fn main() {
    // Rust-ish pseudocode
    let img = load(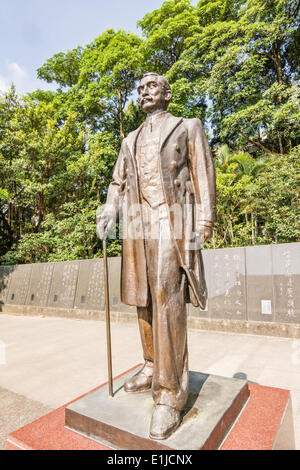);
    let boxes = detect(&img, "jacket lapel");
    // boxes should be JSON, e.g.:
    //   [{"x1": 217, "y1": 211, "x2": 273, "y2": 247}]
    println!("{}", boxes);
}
[
  {"x1": 126, "y1": 113, "x2": 183, "y2": 157},
  {"x1": 126, "y1": 124, "x2": 143, "y2": 159},
  {"x1": 125, "y1": 113, "x2": 183, "y2": 179},
  {"x1": 159, "y1": 113, "x2": 183, "y2": 151}
]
